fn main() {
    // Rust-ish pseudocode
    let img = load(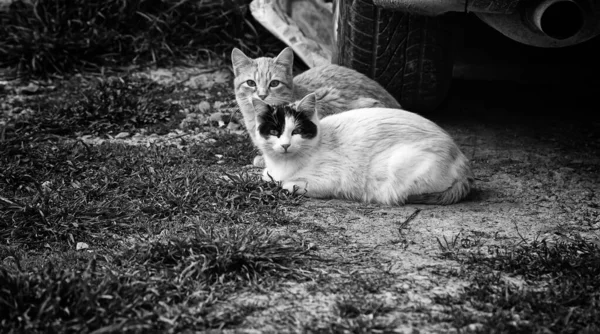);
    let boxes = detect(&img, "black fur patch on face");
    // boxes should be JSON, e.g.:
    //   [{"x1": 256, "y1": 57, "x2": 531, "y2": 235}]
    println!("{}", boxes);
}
[
  {"x1": 257, "y1": 104, "x2": 317, "y2": 139},
  {"x1": 256, "y1": 104, "x2": 285, "y2": 138}
]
